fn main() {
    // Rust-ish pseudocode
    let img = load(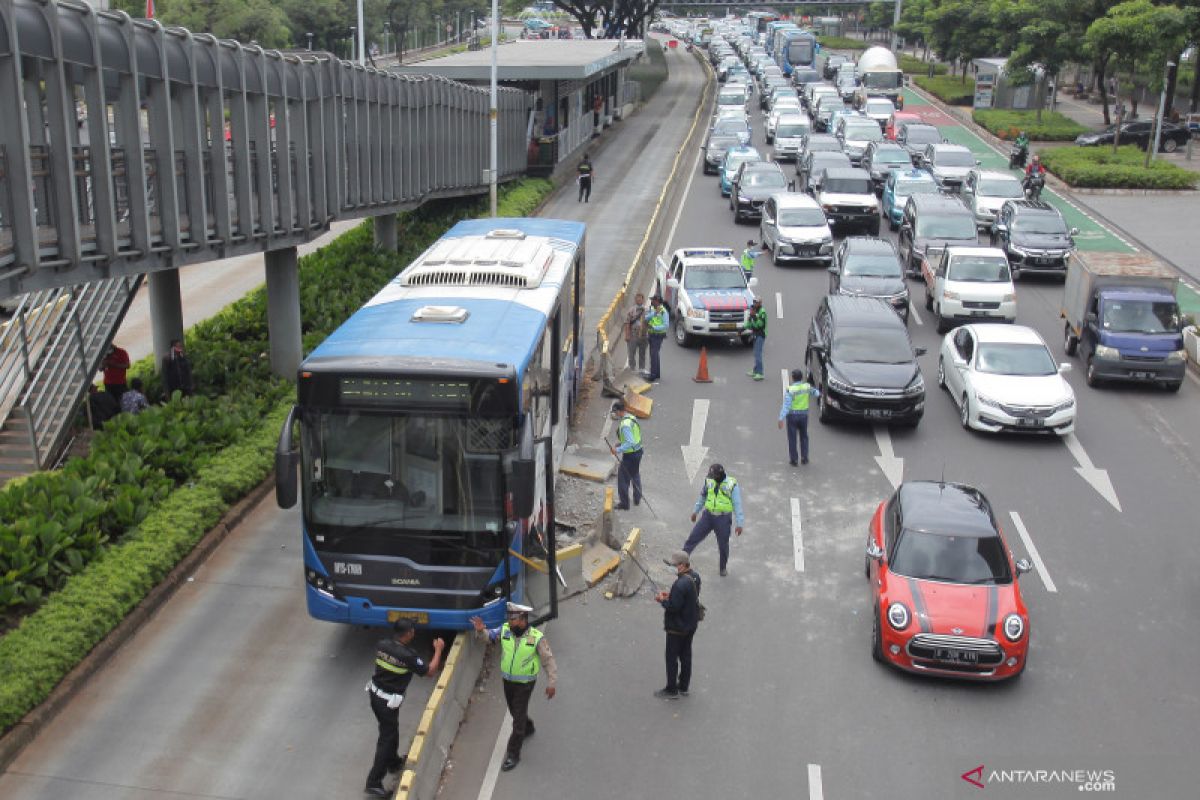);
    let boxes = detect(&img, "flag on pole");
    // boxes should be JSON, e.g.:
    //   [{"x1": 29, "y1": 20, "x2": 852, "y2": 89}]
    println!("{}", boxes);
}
[{"x1": 145, "y1": 0, "x2": 155, "y2": 19}]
